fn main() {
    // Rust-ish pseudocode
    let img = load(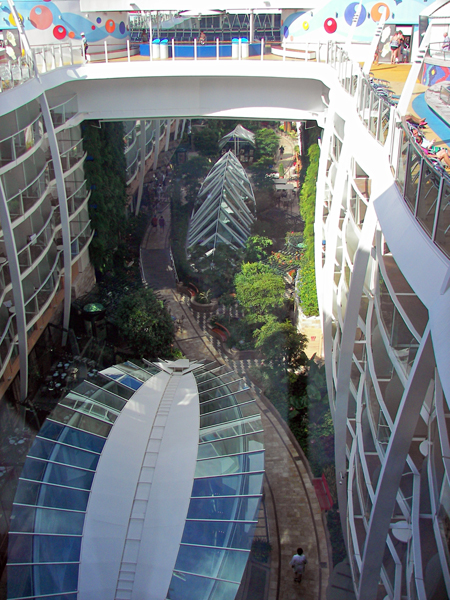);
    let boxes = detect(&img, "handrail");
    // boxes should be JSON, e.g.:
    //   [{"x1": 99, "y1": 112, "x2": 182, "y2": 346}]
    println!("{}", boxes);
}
[
  {"x1": 17, "y1": 207, "x2": 54, "y2": 260},
  {"x1": 24, "y1": 248, "x2": 62, "y2": 316},
  {"x1": 0, "y1": 113, "x2": 43, "y2": 164}
]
